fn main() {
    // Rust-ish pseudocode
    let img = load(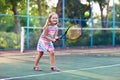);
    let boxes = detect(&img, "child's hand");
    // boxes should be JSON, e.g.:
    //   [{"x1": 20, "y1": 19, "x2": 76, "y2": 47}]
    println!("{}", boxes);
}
[
  {"x1": 52, "y1": 39, "x2": 56, "y2": 42},
  {"x1": 55, "y1": 36, "x2": 62, "y2": 40},
  {"x1": 55, "y1": 36, "x2": 59, "y2": 40},
  {"x1": 55, "y1": 36, "x2": 61, "y2": 41}
]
